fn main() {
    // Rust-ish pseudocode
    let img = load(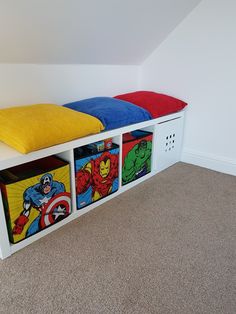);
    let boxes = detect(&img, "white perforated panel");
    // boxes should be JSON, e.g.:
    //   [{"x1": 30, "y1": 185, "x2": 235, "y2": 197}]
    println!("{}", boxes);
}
[{"x1": 155, "y1": 116, "x2": 184, "y2": 172}]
